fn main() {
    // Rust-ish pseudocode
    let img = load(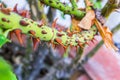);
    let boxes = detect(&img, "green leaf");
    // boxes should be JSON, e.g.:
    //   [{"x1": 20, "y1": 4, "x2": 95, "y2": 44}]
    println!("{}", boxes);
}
[
  {"x1": 94, "y1": 1, "x2": 102, "y2": 9},
  {"x1": 61, "y1": 12, "x2": 65, "y2": 19},
  {"x1": 0, "y1": 57, "x2": 17, "y2": 80},
  {"x1": 0, "y1": 34, "x2": 10, "y2": 47},
  {"x1": 90, "y1": 0, "x2": 102, "y2": 9}
]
